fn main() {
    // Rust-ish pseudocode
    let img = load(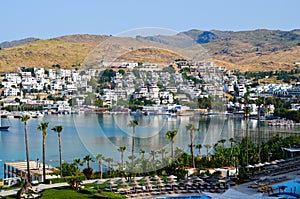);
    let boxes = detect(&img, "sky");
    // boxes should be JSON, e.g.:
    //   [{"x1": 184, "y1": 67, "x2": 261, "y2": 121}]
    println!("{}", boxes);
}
[{"x1": 1, "y1": 0, "x2": 300, "y2": 42}]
